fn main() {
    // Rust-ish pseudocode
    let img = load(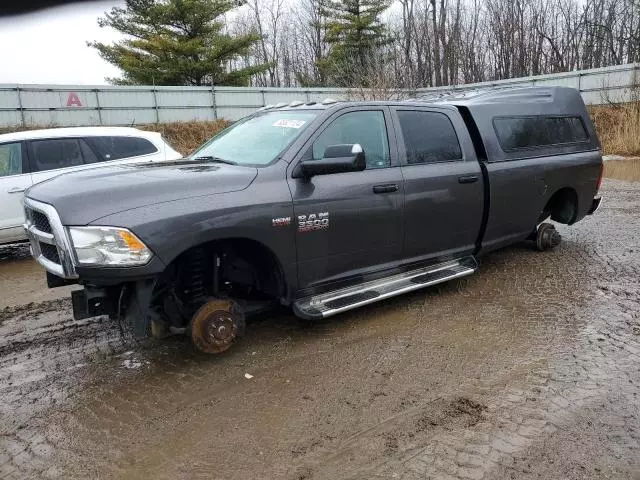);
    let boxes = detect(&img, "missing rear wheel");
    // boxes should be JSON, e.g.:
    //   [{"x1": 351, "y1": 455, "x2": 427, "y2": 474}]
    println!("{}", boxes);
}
[{"x1": 536, "y1": 223, "x2": 561, "y2": 251}]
